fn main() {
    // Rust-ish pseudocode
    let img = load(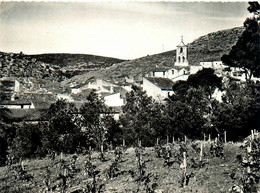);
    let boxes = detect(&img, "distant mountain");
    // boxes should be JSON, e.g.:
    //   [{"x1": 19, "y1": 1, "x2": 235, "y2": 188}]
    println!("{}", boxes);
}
[
  {"x1": 62, "y1": 26, "x2": 244, "y2": 86},
  {"x1": 29, "y1": 53, "x2": 126, "y2": 79}
]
